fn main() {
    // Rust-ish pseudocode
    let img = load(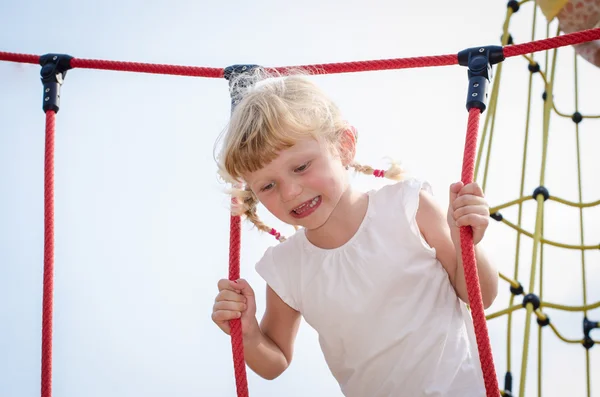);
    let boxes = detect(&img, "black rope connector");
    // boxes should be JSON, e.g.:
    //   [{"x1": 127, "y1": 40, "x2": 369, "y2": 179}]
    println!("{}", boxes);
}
[
  {"x1": 533, "y1": 186, "x2": 550, "y2": 201},
  {"x1": 510, "y1": 282, "x2": 524, "y2": 296},
  {"x1": 542, "y1": 91, "x2": 548, "y2": 101},
  {"x1": 522, "y1": 293, "x2": 541, "y2": 310},
  {"x1": 583, "y1": 317, "x2": 598, "y2": 350},
  {"x1": 458, "y1": 45, "x2": 505, "y2": 113},
  {"x1": 500, "y1": 33, "x2": 514, "y2": 45},
  {"x1": 490, "y1": 212, "x2": 503, "y2": 221},
  {"x1": 583, "y1": 337, "x2": 595, "y2": 349},
  {"x1": 504, "y1": 372, "x2": 513, "y2": 397},
  {"x1": 537, "y1": 314, "x2": 550, "y2": 327},
  {"x1": 528, "y1": 62, "x2": 540, "y2": 73},
  {"x1": 572, "y1": 112, "x2": 583, "y2": 124},
  {"x1": 39, "y1": 53, "x2": 73, "y2": 113},
  {"x1": 224, "y1": 64, "x2": 261, "y2": 109},
  {"x1": 507, "y1": 0, "x2": 520, "y2": 12}
]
